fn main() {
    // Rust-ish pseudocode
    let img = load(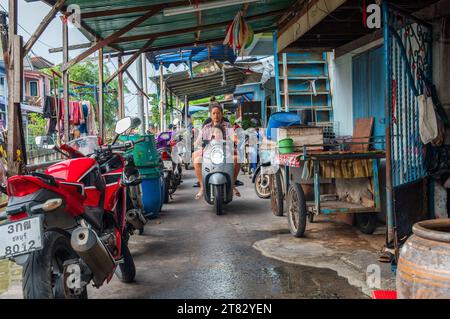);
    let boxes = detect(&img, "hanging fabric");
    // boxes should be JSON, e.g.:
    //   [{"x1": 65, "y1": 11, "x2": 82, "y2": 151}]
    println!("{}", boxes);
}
[
  {"x1": 223, "y1": 11, "x2": 254, "y2": 56},
  {"x1": 418, "y1": 94, "x2": 438, "y2": 144}
]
